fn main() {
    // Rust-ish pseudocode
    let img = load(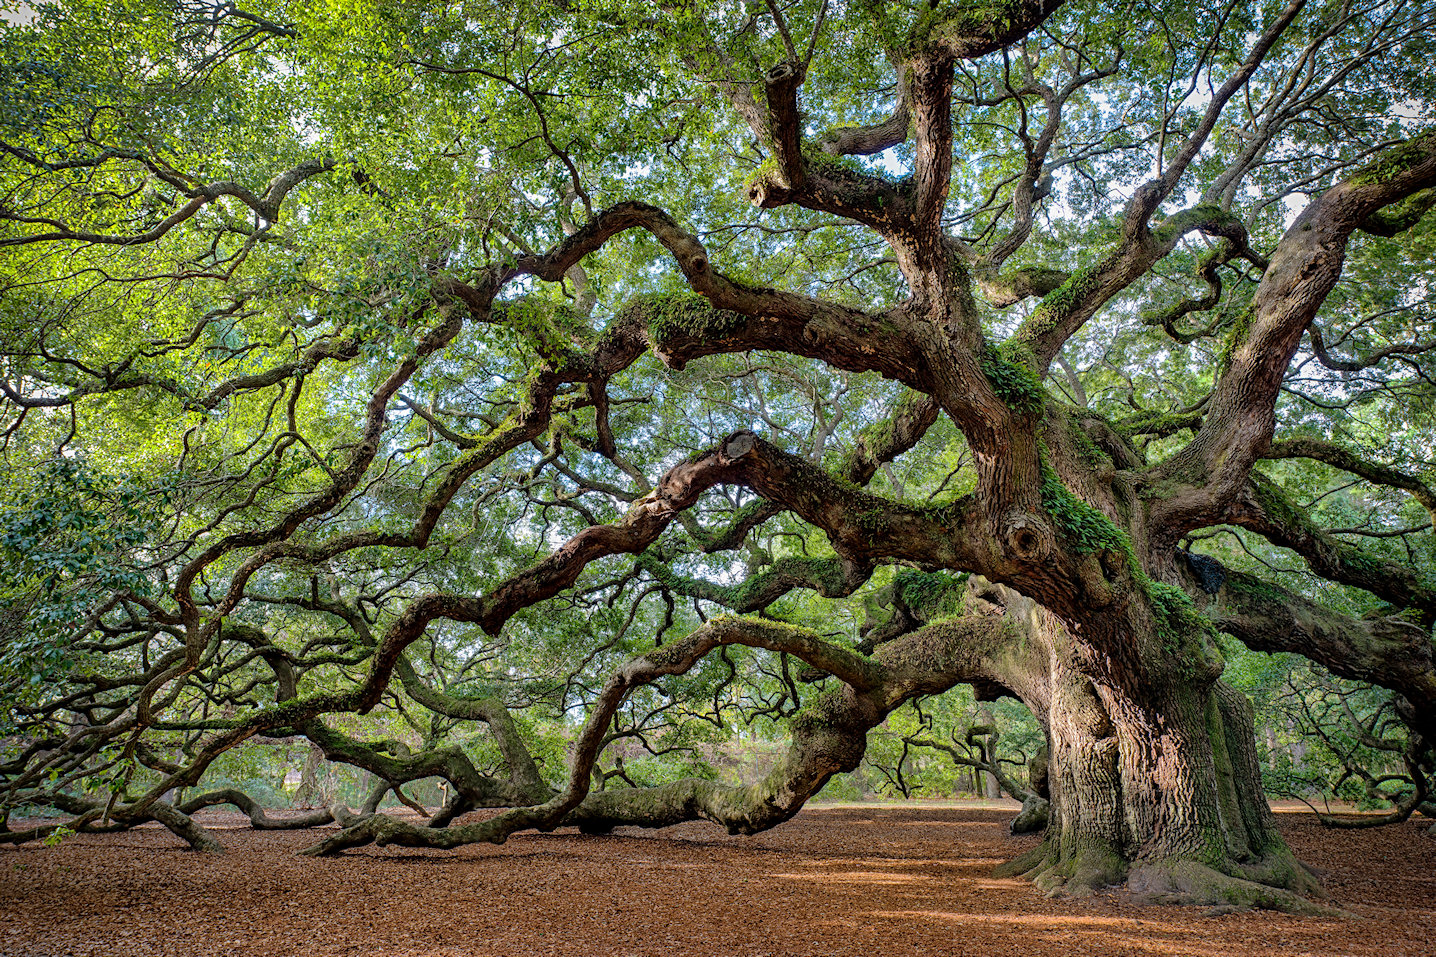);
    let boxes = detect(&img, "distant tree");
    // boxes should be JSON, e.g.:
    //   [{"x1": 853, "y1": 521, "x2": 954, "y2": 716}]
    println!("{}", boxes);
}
[{"x1": 2, "y1": 0, "x2": 1435, "y2": 912}]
